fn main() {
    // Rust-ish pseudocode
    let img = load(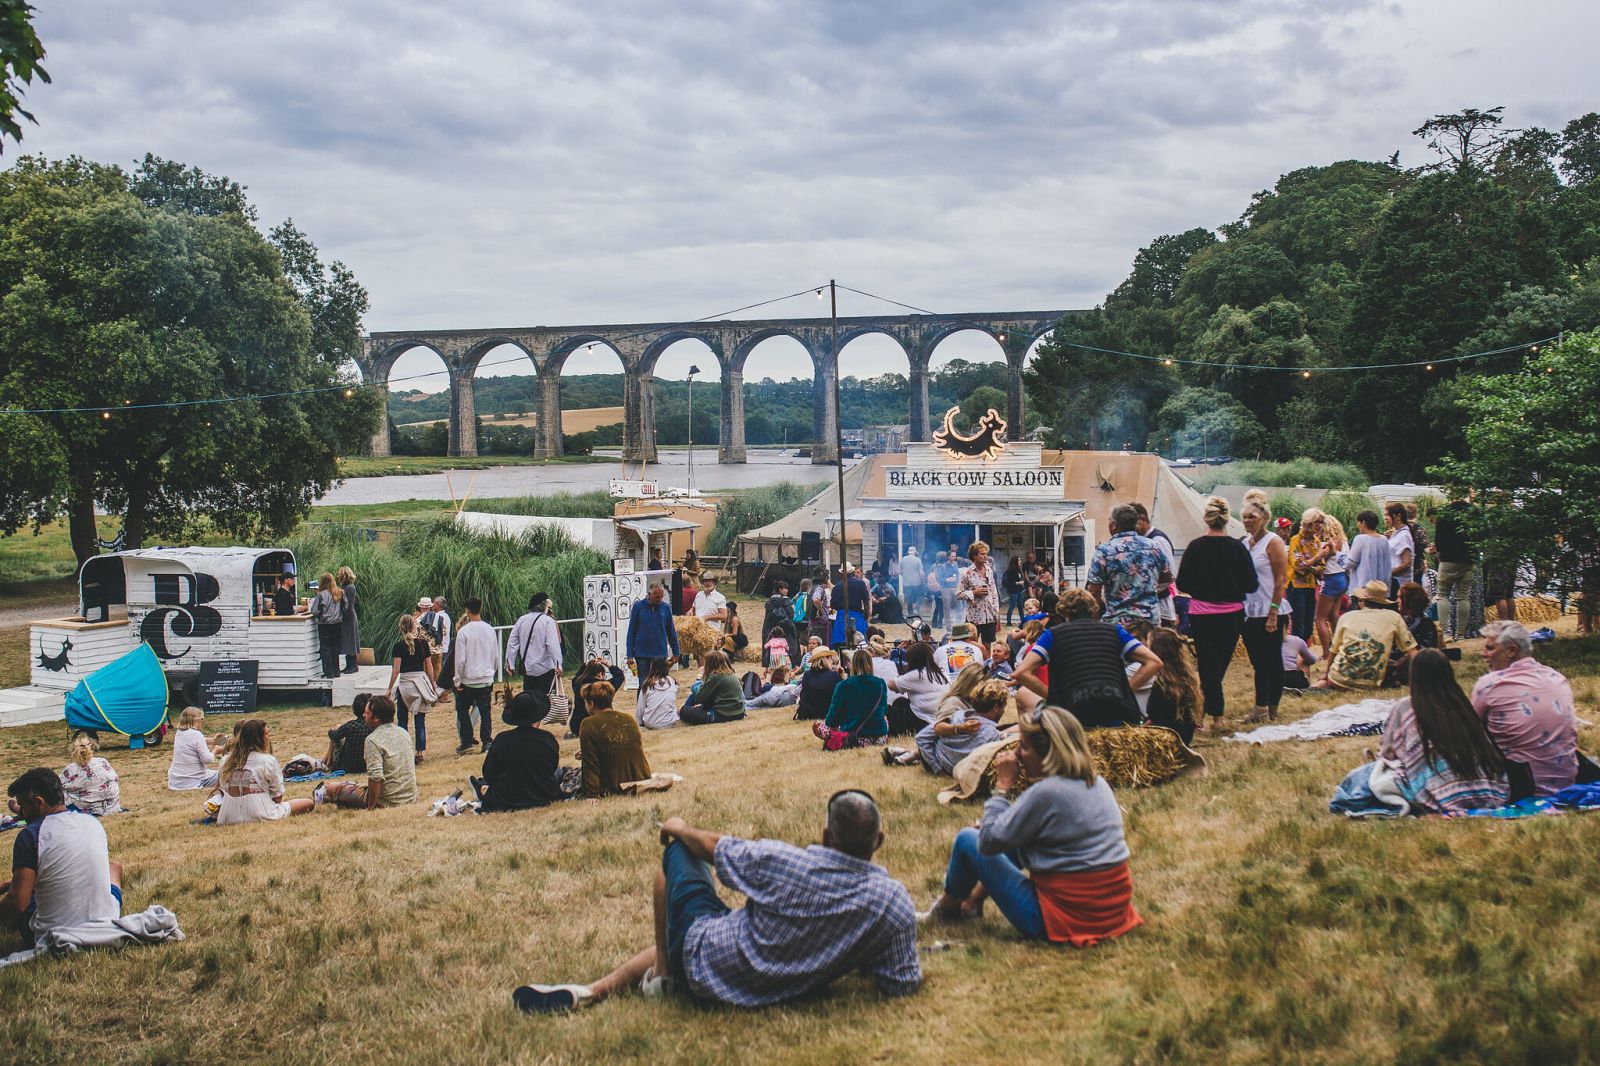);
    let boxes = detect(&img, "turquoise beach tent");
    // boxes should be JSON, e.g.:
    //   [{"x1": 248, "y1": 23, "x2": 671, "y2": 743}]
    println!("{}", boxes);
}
[{"x1": 65, "y1": 642, "x2": 169, "y2": 747}]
